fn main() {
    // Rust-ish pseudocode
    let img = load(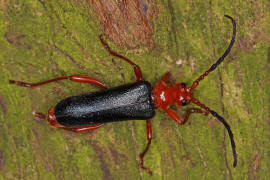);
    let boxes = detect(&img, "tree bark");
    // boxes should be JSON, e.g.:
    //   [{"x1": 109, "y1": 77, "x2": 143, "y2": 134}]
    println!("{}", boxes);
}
[{"x1": 0, "y1": 0, "x2": 269, "y2": 179}]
